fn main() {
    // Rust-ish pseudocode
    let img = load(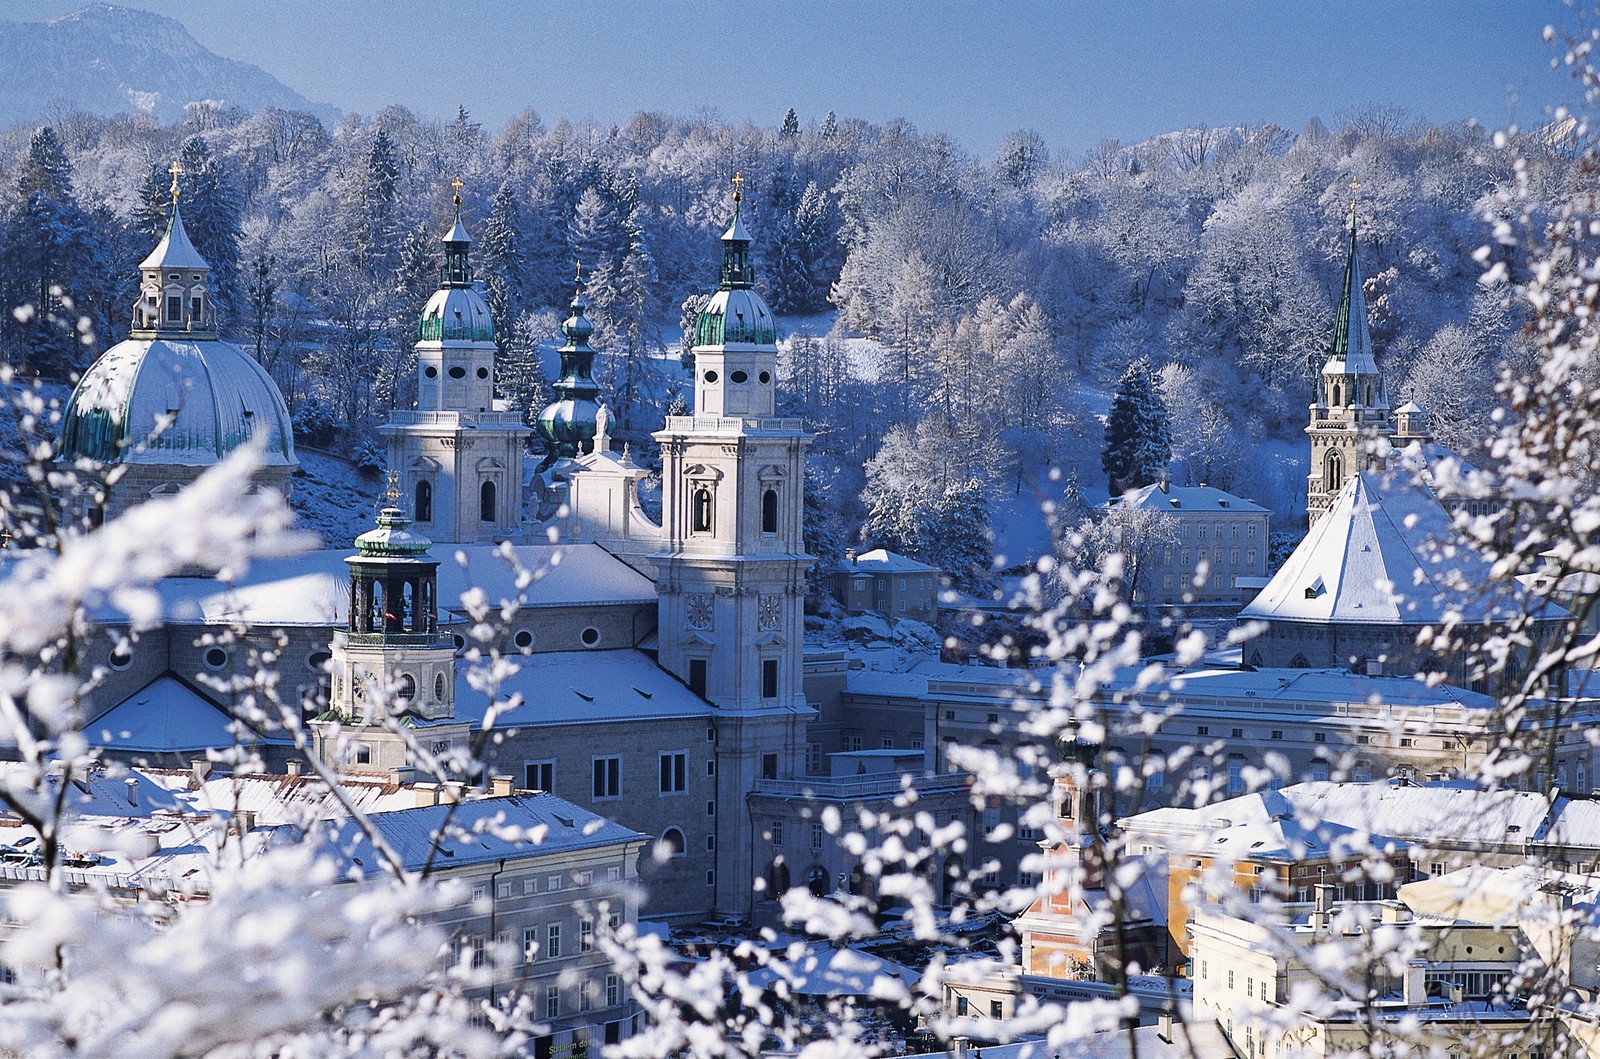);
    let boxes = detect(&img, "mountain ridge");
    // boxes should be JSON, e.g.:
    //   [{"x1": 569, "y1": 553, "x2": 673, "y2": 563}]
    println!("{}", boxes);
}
[{"x1": 0, "y1": 4, "x2": 337, "y2": 129}]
